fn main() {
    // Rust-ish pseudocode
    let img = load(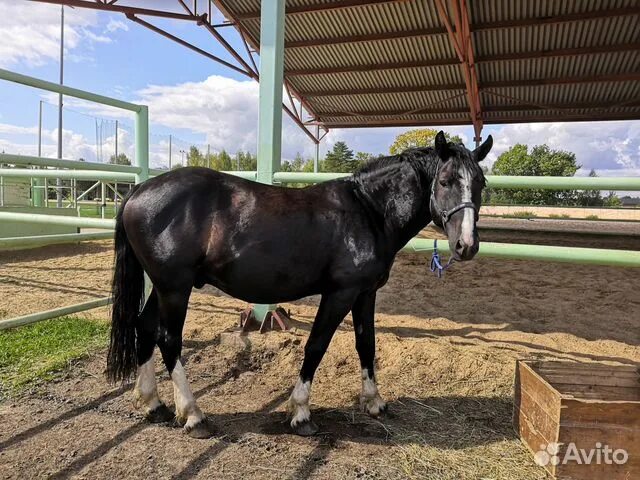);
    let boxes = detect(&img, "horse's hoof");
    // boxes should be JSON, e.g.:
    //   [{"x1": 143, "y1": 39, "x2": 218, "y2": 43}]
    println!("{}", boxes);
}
[
  {"x1": 293, "y1": 420, "x2": 319, "y2": 436},
  {"x1": 361, "y1": 396, "x2": 388, "y2": 418},
  {"x1": 146, "y1": 404, "x2": 175, "y2": 423},
  {"x1": 185, "y1": 418, "x2": 215, "y2": 439}
]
